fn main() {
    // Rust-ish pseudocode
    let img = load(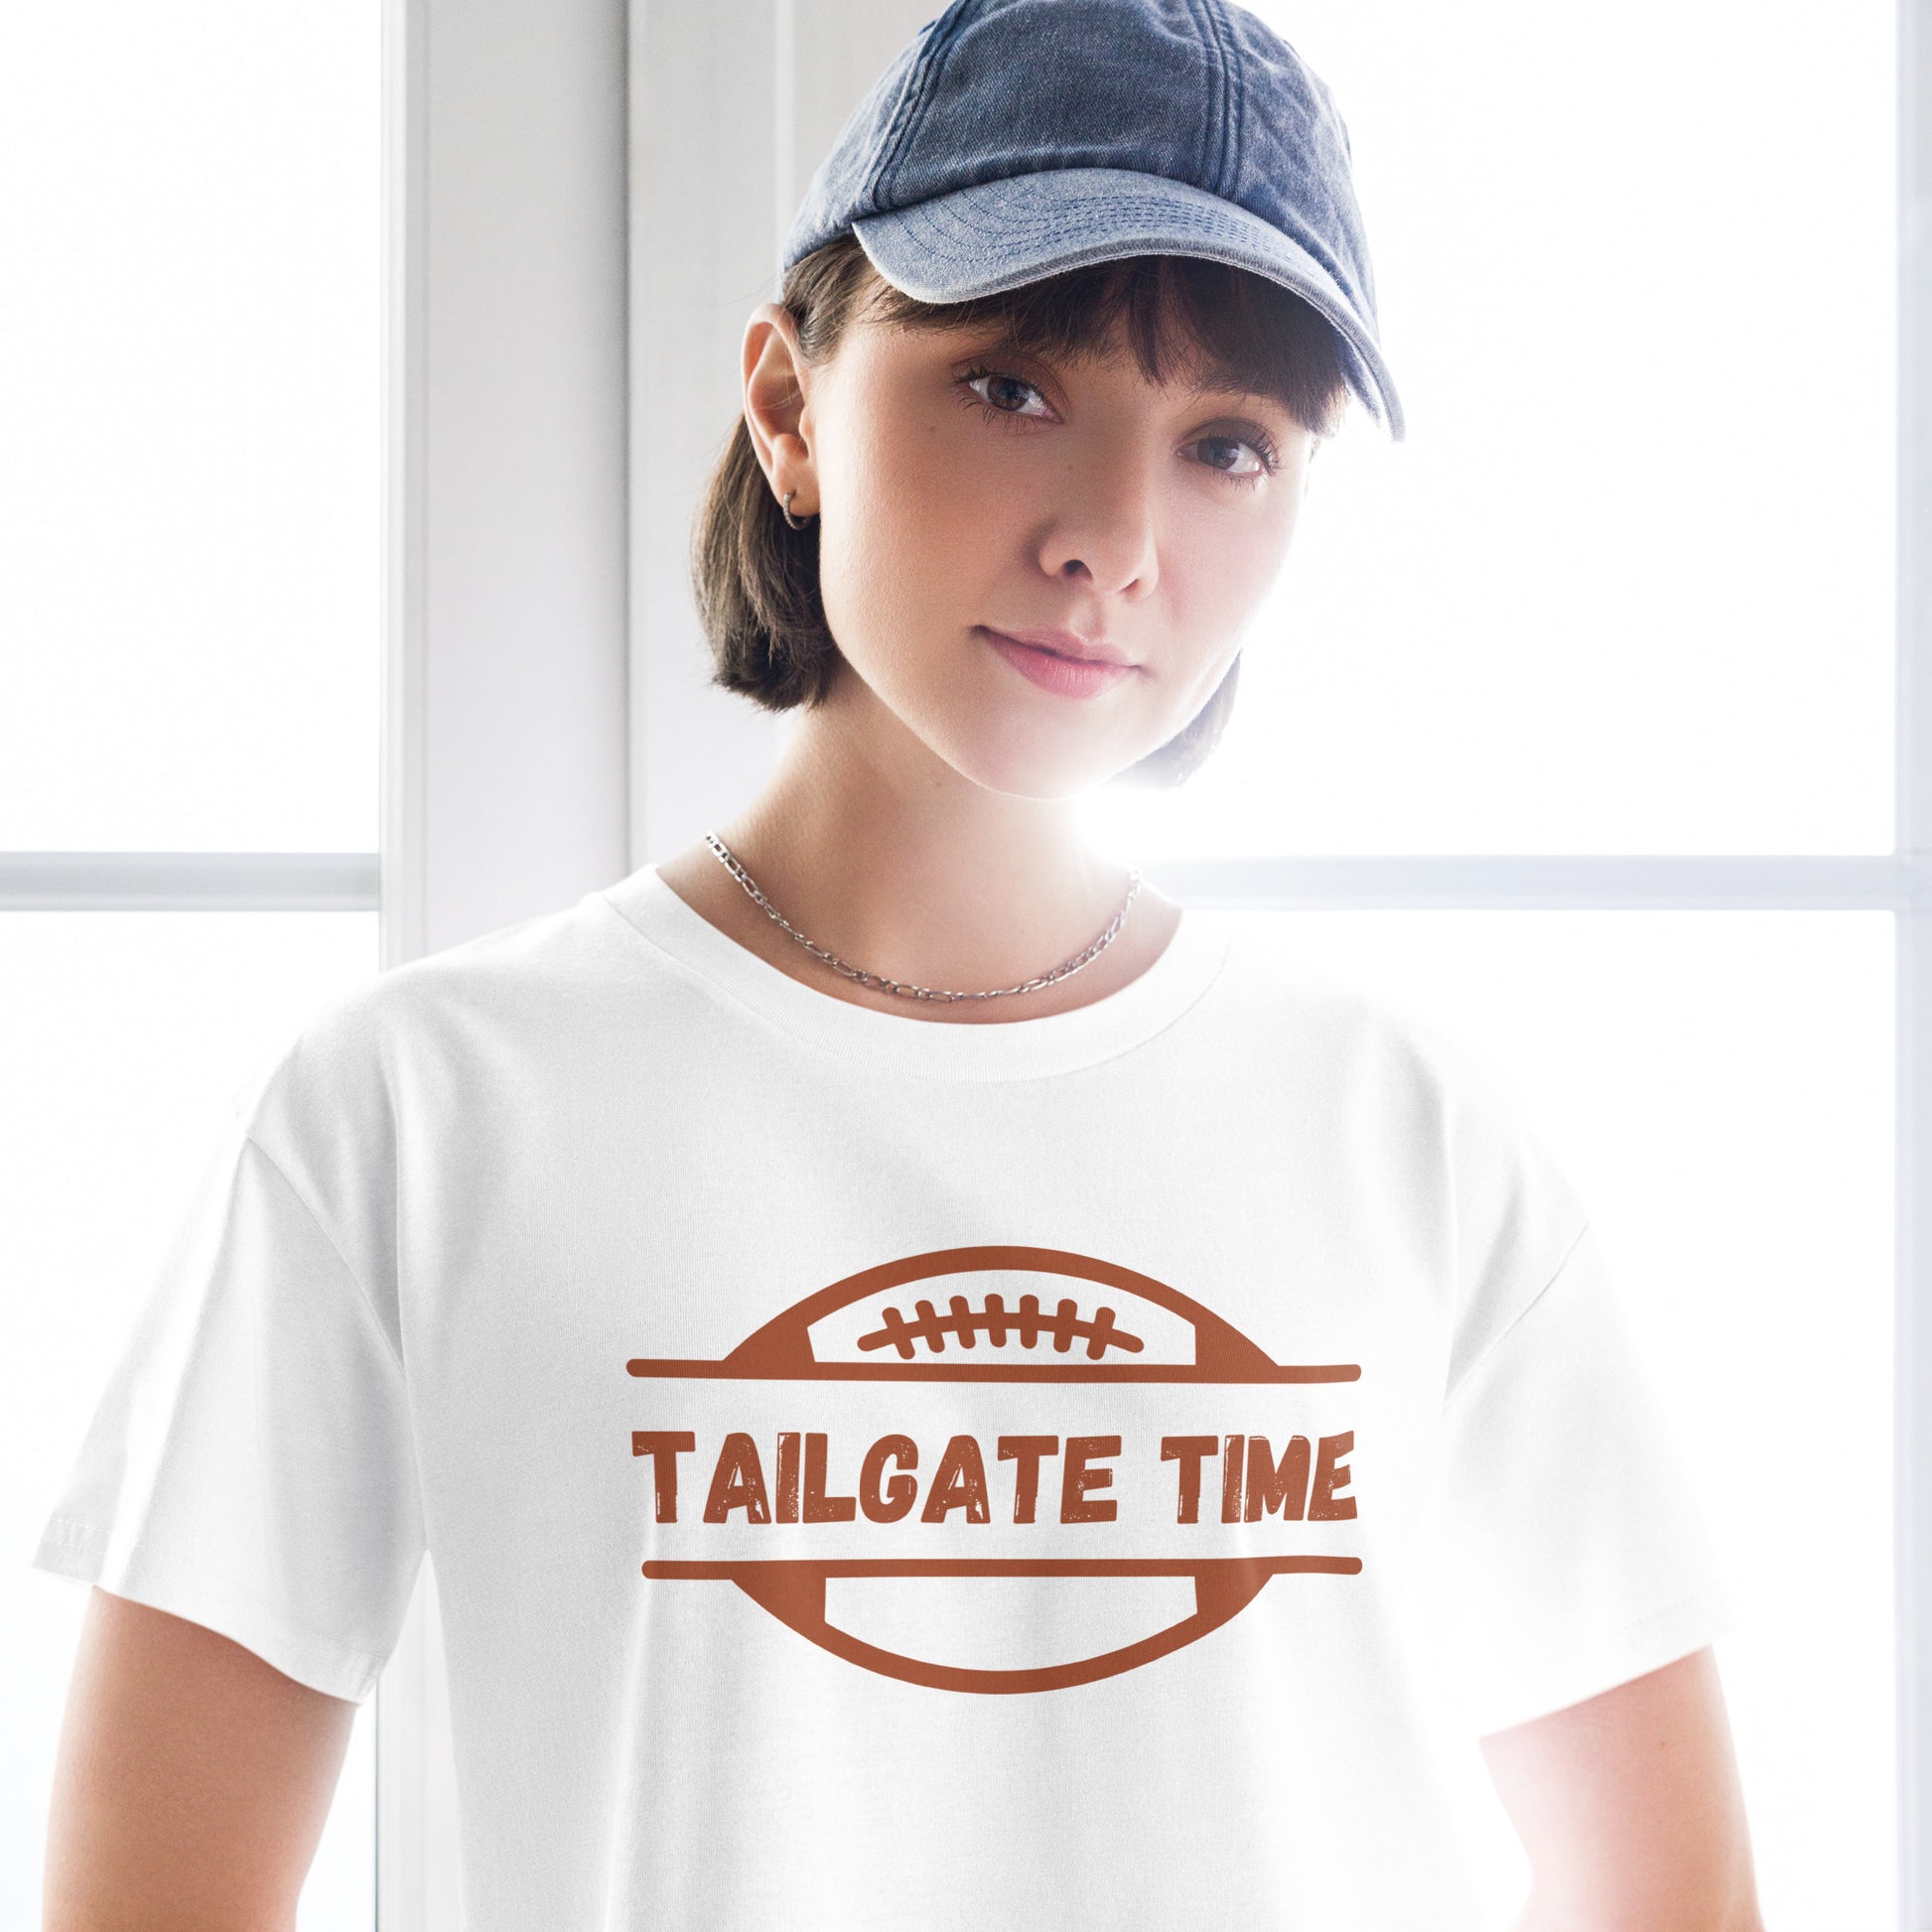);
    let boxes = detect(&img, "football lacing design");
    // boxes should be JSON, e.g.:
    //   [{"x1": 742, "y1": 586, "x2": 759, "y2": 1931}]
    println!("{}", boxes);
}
[{"x1": 857, "y1": 1292, "x2": 1147, "y2": 1360}]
